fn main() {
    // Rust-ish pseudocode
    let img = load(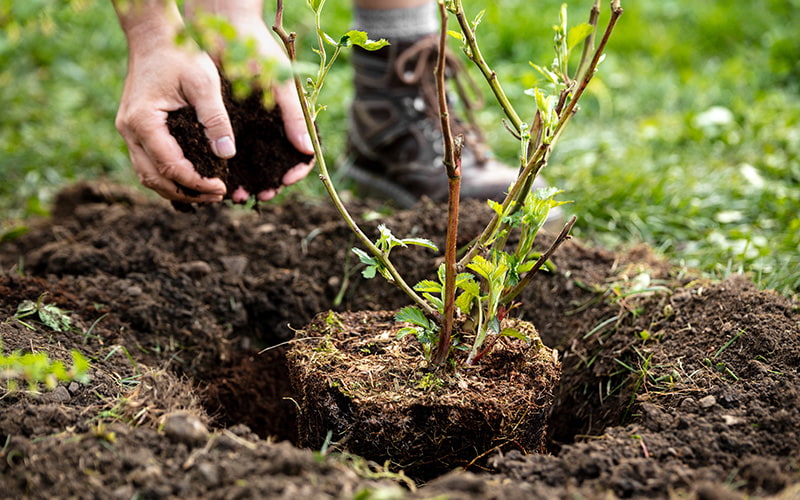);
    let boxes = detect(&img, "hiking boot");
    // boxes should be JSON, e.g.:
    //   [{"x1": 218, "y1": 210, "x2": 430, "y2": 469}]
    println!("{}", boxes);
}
[{"x1": 345, "y1": 35, "x2": 551, "y2": 210}]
